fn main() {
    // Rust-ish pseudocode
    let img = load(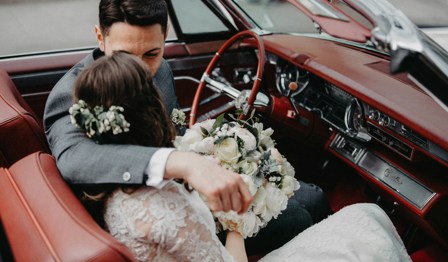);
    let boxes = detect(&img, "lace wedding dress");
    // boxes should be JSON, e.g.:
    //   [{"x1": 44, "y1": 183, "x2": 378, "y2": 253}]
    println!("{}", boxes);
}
[{"x1": 104, "y1": 181, "x2": 411, "y2": 262}]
